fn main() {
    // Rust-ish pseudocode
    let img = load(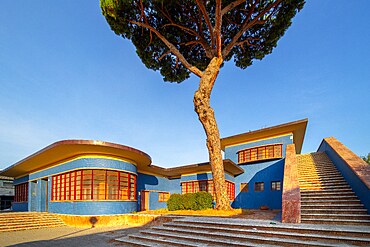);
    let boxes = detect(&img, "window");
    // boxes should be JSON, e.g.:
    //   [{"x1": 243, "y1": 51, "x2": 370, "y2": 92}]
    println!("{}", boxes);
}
[
  {"x1": 14, "y1": 183, "x2": 28, "y2": 202},
  {"x1": 51, "y1": 169, "x2": 136, "y2": 201},
  {"x1": 240, "y1": 183, "x2": 248, "y2": 192},
  {"x1": 237, "y1": 143, "x2": 283, "y2": 164},
  {"x1": 254, "y1": 182, "x2": 264, "y2": 192},
  {"x1": 271, "y1": 181, "x2": 281, "y2": 191},
  {"x1": 181, "y1": 180, "x2": 235, "y2": 201},
  {"x1": 158, "y1": 192, "x2": 170, "y2": 202}
]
